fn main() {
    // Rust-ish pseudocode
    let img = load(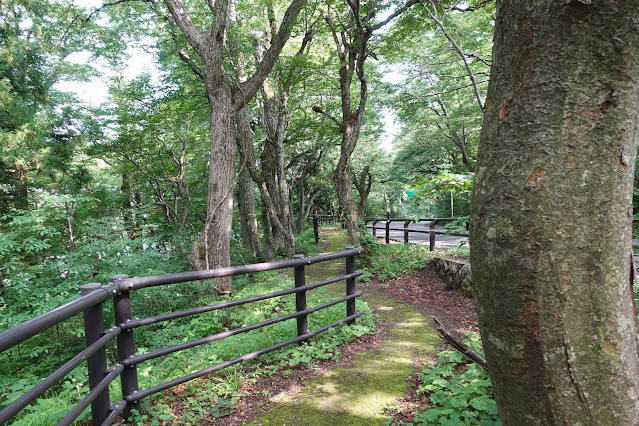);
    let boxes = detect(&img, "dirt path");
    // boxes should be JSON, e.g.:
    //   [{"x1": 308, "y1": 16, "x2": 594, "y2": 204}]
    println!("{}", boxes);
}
[{"x1": 246, "y1": 227, "x2": 440, "y2": 425}]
